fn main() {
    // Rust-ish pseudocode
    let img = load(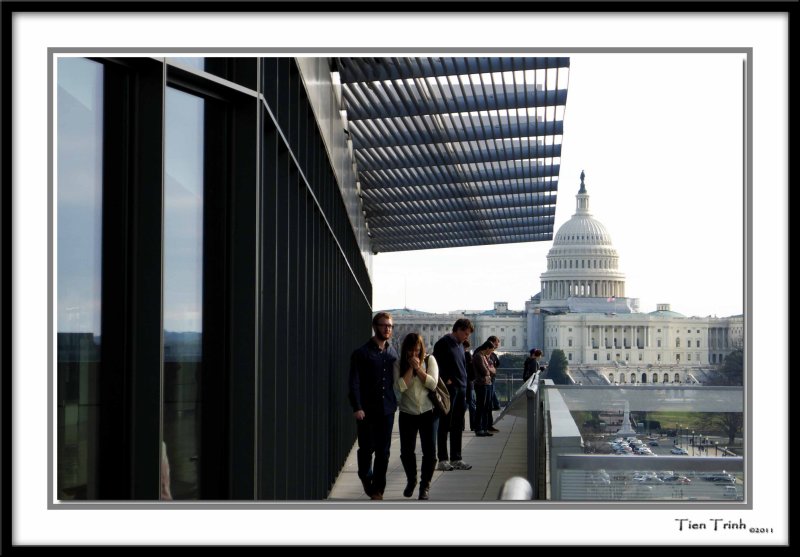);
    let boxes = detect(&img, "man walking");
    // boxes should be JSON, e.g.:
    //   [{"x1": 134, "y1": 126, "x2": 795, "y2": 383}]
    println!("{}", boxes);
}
[
  {"x1": 434, "y1": 318, "x2": 475, "y2": 471},
  {"x1": 348, "y1": 312, "x2": 399, "y2": 500}
]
